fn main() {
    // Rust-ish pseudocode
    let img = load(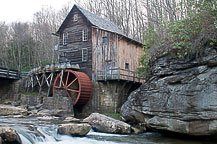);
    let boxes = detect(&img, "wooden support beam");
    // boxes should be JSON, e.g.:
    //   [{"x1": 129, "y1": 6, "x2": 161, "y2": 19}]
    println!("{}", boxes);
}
[
  {"x1": 45, "y1": 73, "x2": 52, "y2": 87},
  {"x1": 59, "y1": 70, "x2": 64, "y2": 88},
  {"x1": 38, "y1": 74, "x2": 45, "y2": 96},
  {"x1": 47, "y1": 73, "x2": 54, "y2": 97},
  {"x1": 36, "y1": 75, "x2": 41, "y2": 87}
]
